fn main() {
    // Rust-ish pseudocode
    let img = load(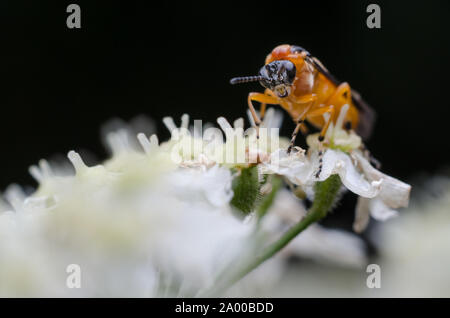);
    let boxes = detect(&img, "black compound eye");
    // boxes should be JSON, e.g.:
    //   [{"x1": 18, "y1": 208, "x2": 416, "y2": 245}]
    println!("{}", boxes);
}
[
  {"x1": 282, "y1": 61, "x2": 296, "y2": 84},
  {"x1": 258, "y1": 65, "x2": 273, "y2": 89},
  {"x1": 258, "y1": 60, "x2": 296, "y2": 89}
]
